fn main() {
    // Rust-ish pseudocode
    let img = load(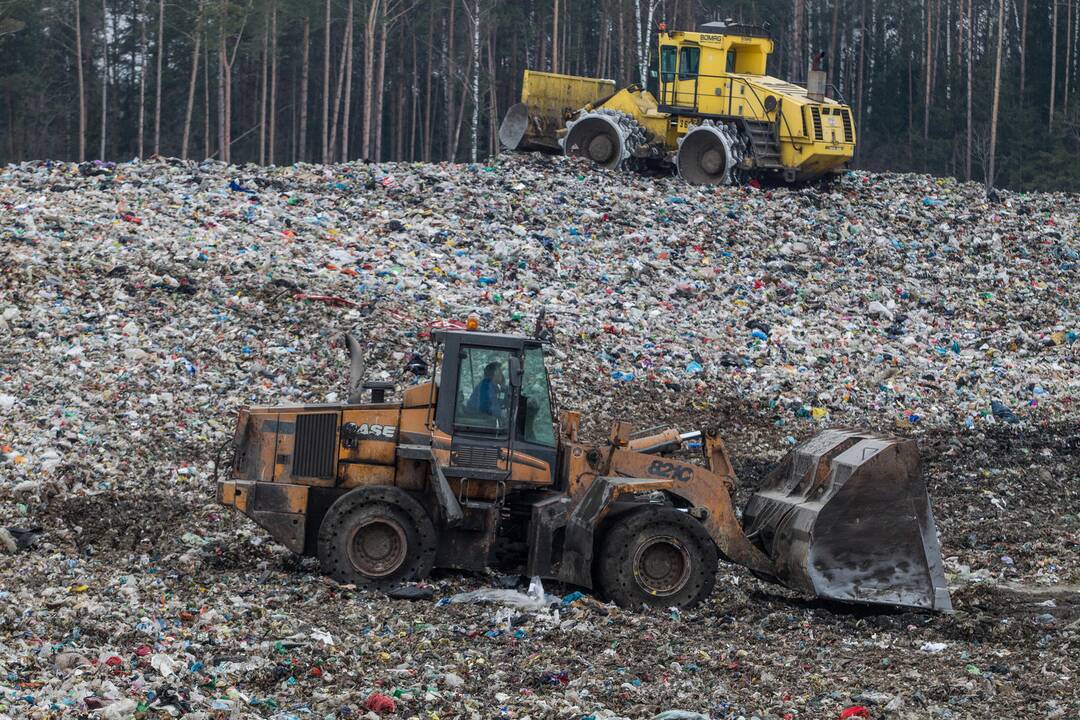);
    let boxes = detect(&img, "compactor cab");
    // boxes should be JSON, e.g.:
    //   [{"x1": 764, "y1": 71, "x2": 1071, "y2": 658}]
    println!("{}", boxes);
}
[{"x1": 219, "y1": 328, "x2": 952, "y2": 612}]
